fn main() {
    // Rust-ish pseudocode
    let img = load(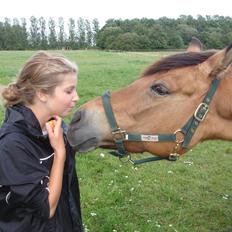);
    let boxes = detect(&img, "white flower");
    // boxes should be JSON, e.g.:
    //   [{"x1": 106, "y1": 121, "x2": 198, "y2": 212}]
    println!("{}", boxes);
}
[
  {"x1": 83, "y1": 223, "x2": 89, "y2": 232},
  {"x1": 168, "y1": 170, "x2": 173, "y2": 174},
  {"x1": 100, "y1": 153, "x2": 105, "y2": 157},
  {"x1": 90, "y1": 212, "x2": 97, "y2": 216},
  {"x1": 109, "y1": 180, "x2": 114, "y2": 186},
  {"x1": 155, "y1": 221, "x2": 161, "y2": 228},
  {"x1": 184, "y1": 161, "x2": 193, "y2": 166}
]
